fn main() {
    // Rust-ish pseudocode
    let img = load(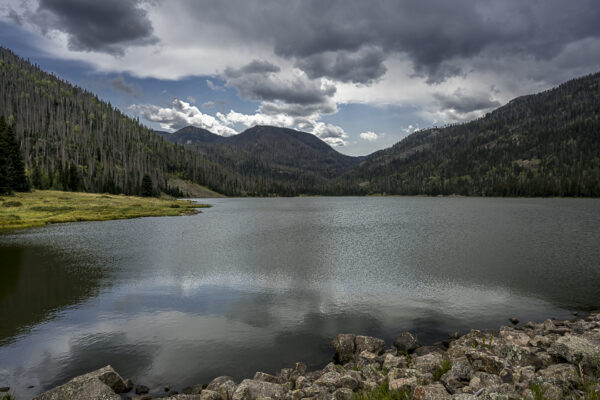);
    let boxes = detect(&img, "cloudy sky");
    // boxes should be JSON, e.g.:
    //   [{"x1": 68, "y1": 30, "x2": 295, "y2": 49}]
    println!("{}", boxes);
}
[{"x1": 1, "y1": 1, "x2": 600, "y2": 155}]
